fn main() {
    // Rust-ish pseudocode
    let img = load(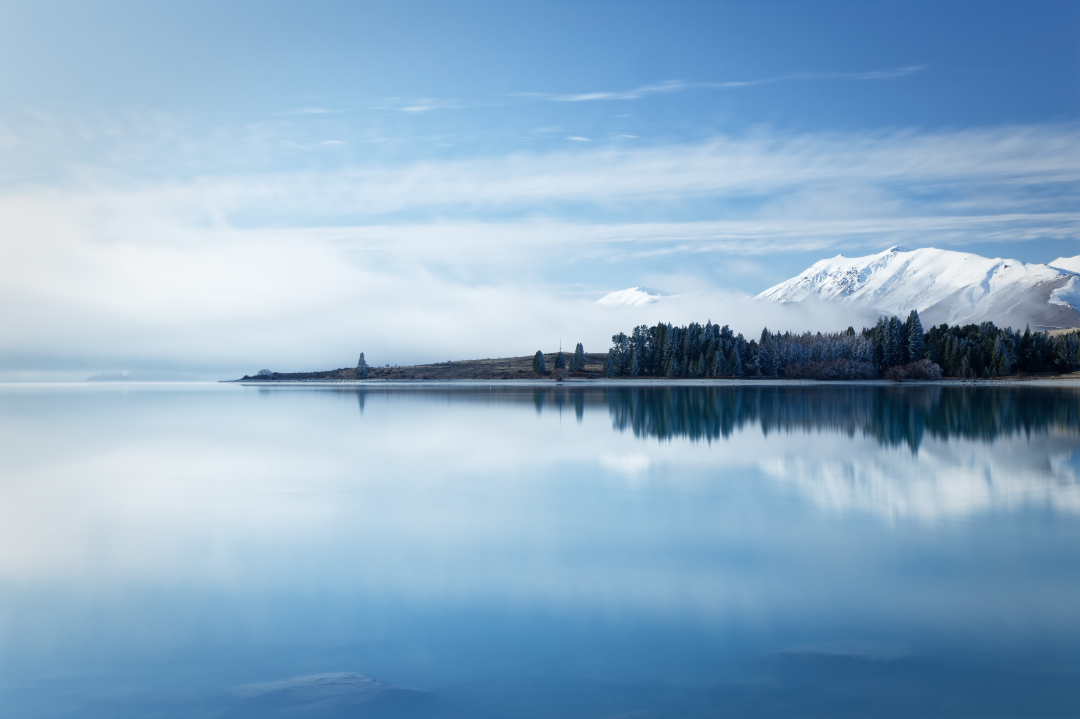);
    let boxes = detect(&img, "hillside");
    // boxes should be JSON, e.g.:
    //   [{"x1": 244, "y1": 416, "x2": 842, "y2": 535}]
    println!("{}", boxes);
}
[{"x1": 236, "y1": 353, "x2": 609, "y2": 382}]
